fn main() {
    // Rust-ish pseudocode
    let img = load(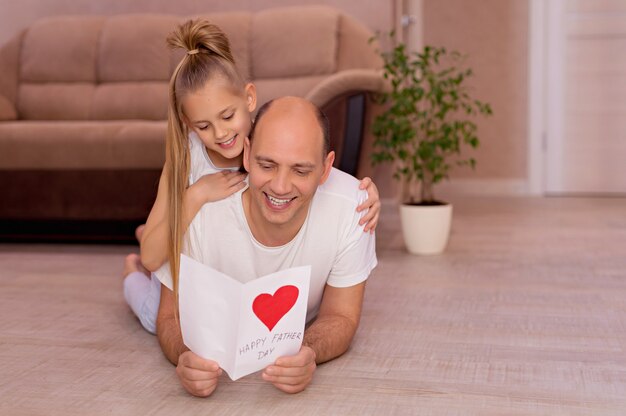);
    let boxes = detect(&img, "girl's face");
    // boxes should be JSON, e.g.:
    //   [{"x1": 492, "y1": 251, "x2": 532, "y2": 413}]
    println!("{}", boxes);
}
[{"x1": 182, "y1": 77, "x2": 256, "y2": 168}]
